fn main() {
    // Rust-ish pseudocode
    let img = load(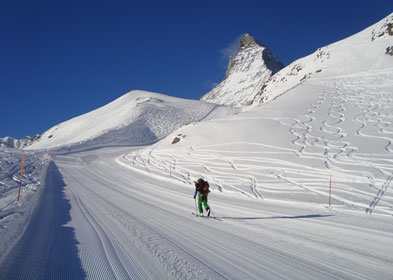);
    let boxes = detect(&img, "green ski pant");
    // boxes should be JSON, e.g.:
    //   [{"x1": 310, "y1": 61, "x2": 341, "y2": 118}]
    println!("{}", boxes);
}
[{"x1": 198, "y1": 194, "x2": 209, "y2": 214}]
